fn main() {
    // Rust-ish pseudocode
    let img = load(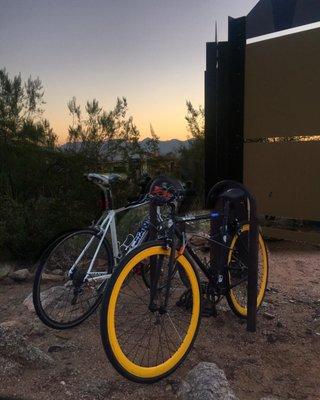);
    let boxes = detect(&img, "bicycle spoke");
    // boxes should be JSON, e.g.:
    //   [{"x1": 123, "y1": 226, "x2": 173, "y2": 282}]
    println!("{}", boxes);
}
[{"x1": 36, "y1": 230, "x2": 111, "y2": 327}]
